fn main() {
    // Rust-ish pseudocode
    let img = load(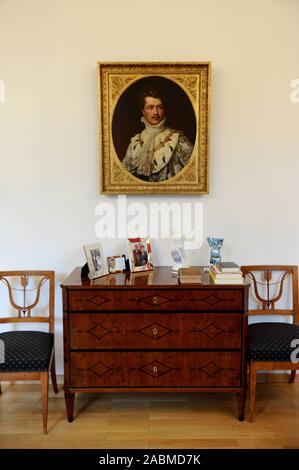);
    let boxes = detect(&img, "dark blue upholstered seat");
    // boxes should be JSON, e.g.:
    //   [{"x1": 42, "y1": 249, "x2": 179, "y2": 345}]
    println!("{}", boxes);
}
[
  {"x1": 248, "y1": 322, "x2": 299, "y2": 361},
  {"x1": 0, "y1": 331, "x2": 54, "y2": 372}
]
